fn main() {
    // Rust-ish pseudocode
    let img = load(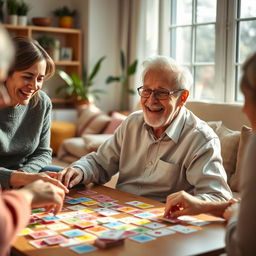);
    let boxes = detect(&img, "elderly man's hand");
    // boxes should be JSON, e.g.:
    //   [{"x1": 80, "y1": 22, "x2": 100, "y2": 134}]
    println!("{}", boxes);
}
[
  {"x1": 57, "y1": 167, "x2": 84, "y2": 188},
  {"x1": 164, "y1": 190, "x2": 205, "y2": 218},
  {"x1": 223, "y1": 202, "x2": 240, "y2": 221}
]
